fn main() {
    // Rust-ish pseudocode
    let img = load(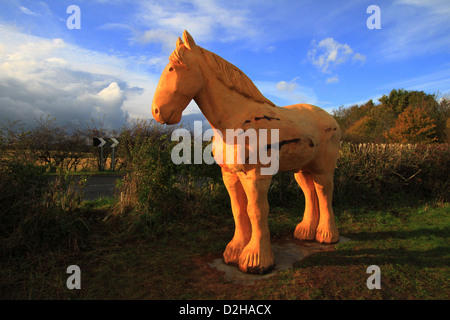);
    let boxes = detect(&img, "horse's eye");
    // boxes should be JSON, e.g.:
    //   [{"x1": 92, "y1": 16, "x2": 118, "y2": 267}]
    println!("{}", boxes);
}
[{"x1": 169, "y1": 67, "x2": 174, "y2": 72}]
